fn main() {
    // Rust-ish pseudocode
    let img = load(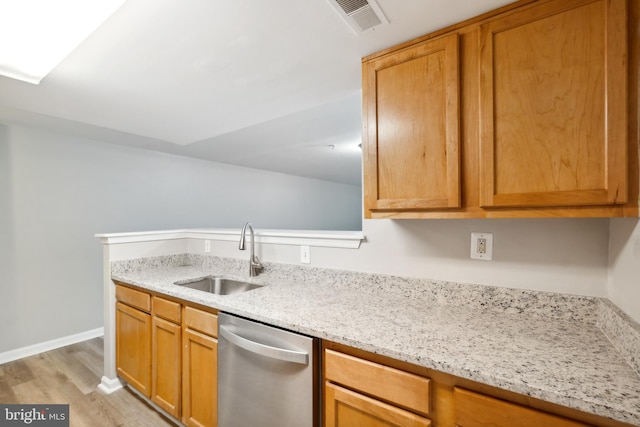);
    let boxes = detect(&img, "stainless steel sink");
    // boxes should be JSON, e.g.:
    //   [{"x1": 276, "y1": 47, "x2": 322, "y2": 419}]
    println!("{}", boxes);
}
[{"x1": 175, "y1": 276, "x2": 263, "y2": 296}]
